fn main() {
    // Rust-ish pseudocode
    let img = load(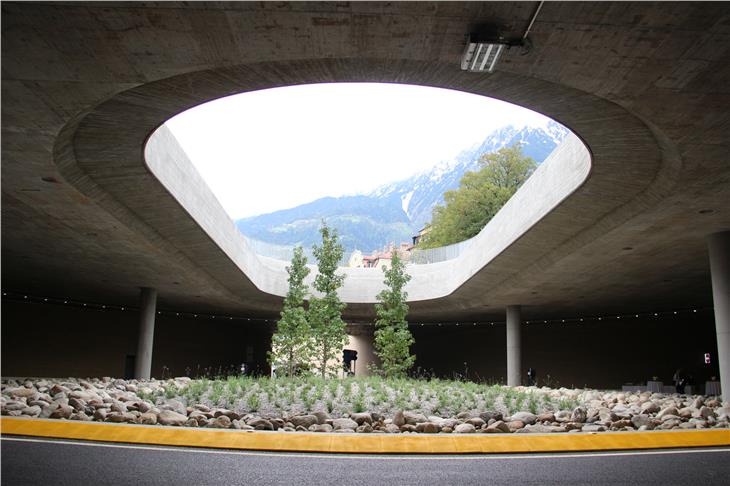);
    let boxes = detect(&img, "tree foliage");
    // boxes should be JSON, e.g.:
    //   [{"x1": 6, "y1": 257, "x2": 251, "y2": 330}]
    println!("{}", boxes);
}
[
  {"x1": 268, "y1": 246, "x2": 312, "y2": 377},
  {"x1": 308, "y1": 221, "x2": 348, "y2": 378},
  {"x1": 372, "y1": 251, "x2": 415, "y2": 378},
  {"x1": 419, "y1": 144, "x2": 537, "y2": 249}
]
